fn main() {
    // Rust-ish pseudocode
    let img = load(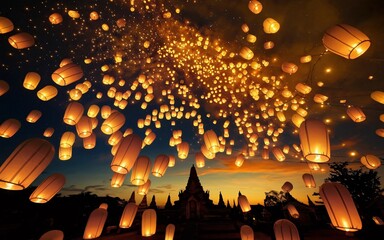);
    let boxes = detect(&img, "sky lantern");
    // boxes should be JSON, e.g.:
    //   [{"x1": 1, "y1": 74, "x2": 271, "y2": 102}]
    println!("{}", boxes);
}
[
  {"x1": 281, "y1": 62, "x2": 298, "y2": 75},
  {"x1": 26, "y1": 110, "x2": 42, "y2": 123},
  {"x1": 89, "y1": 11, "x2": 99, "y2": 20},
  {"x1": 372, "y1": 216, "x2": 384, "y2": 226},
  {"x1": 119, "y1": 203, "x2": 138, "y2": 228},
  {"x1": 0, "y1": 138, "x2": 54, "y2": 190},
  {"x1": 273, "y1": 219, "x2": 300, "y2": 240},
  {"x1": 59, "y1": 58, "x2": 72, "y2": 67},
  {"x1": 116, "y1": 18, "x2": 126, "y2": 28},
  {"x1": 241, "y1": 23, "x2": 249, "y2": 33},
  {"x1": 69, "y1": 88, "x2": 82, "y2": 100},
  {"x1": 101, "y1": 111, "x2": 126, "y2": 135},
  {"x1": 37, "y1": 85, "x2": 58, "y2": 101},
  {"x1": 322, "y1": 24, "x2": 370, "y2": 59},
  {"x1": 295, "y1": 82, "x2": 312, "y2": 95},
  {"x1": 0, "y1": 118, "x2": 21, "y2": 138},
  {"x1": 43, "y1": 127, "x2": 55, "y2": 137},
  {"x1": 248, "y1": 0, "x2": 262, "y2": 14},
  {"x1": 299, "y1": 119, "x2": 330, "y2": 163},
  {"x1": 152, "y1": 154, "x2": 169, "y2": 177},
  {"x1": 111, "y1": 172, "x2": 126, "y2": 188},
  {"x1": 108, "y1": 131, "x2": 123, "y2": 146},
  {"x1": 239, "y1": 47, "x2": 254, "y2": 60},
  {"x1": 101, "y1": 105, "x2": 111, "y2": 119},
  {"x1": 39, "y1": 230, "x2": 64, "y2": 240},
  {"x1": 263, "y1": 18, "x2": 280, "y2": 34},
  {"x1": 143, "y1": 132, "x2": 156, "y2": 147},
  {"x1": 360, "y1": 154, "x2": 381, "y2": 170},
  {"x1": 68, "y1": 10, "x2": 80, "y2": 19},
  {"x1": 58, "y1": 146, "x2": 72, "y2": 160},
  {"x1": 111, "y1": 134, "x2": 142, "y2": 174},
  {"x1": 375, "y1": 129, "x2": 384, "y2": 137},
  {"x1": 313, "y1": 94, "x2": 328, "y2": 104},
  {"x1": 370, "y1": 91, "x2": 384, "y2": 104},
  {"x1": 302, "y1": 173, "x2": 316, "y2": 188},
  {"x1": 195, "y1": 152, "x2": 205, "y2": 168},
  {"x1": 87, "y1": 105, "x2": 100, "y2": 118},
  {"x1": 346, "y1": 106, "x2": 366, "y2": 122},
  {"x1": 272, "y1": 147, "x2": 285, "y2": 162},
  {"x1": 48, "y1": 13, "x2": 63, "y2": 24},
  {"x1": 63, "y1": 102, "x2": 84, "y2": 125},
  {"x1": 138, "y1": 179, "x2": 151, "y2": 195},
  {"x1": 168, "y1": 155, "x2": 175, "y2": 167},
  {"x1": 286, "y1": 204, "x2": 300, "y2": 219},
  {"x1": 8, "y1": 32, "x2": 35, "y2": 49},
  {"x1": 0, "y1": 16, "x2": 14, "y2": 34},
  {"x1": 60, "y1": 131, "x2": 75, "y2": 148},
  {"x1": 165, "y1": 224, "x2": 176, "y2": 240},
  {"x1": 130, "y1": 156, "x2": 151, "y2": 185},
  {"x1": 238, "y1": 195, "x2": 251, "y2": 212},
  {"x1": 52, "y1": 63, "x2": 83, "y2": 86},
  {"x1": 178, "y1": 142, "x2": 190, "y2": 160},
  {"x1": 261, "y1": 149, "x2": 269, "y2": 159},
  {"x1": 142, "y1": 209, "x2": 157, "y2": 237},
  {"x1": 23, "y1": 72, "x2": 41, "y2": 90},
  {"x1": 0, "y1": 80, "x2": 9, "y2": 96},
  {"x1": 76, "y1": 116, "x2": 93, "y2": 138},
  {"x1": 240, "y1": 225, "x2": 254, "y2": 240},
  {"x1": 281, "y1": 181, "x2": 293, "y2": 193},
  {"x1": 83, "y1": 207, "x2": 108, "y2": 239},
  {"x1": 319, "y1": 182, "x2": 362, "y2": 232},
  {"x1": 235, "y1": 154, "x2": 245, "y2": 167},
  {"x1": 83, "y1": 133, "x2": 96, "y2": 149},
  {"x1": 246, "y1": 34, "x2": 257, "y2": 43},
  {"x1": 300, "y1": 55, "x2": 312, "y2": 63},
  {"x1": 264, "y1": 41, "x2": 274, "y2": 49},
  {"x1": 203, "y1": 130, "x2": 220, "y2": 153},
  {"x1": 201, "y1": 144, "x2": 215, "y2": 159},
  {"x1": 29, "y1": 173, "x2": 65, "y2": 203}
]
